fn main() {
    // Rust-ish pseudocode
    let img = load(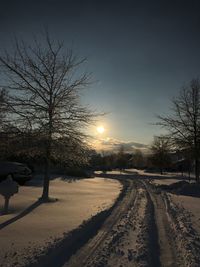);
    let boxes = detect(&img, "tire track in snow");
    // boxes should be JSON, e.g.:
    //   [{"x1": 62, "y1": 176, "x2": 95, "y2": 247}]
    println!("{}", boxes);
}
[
  {"x1": 142, "y1": 180, "x2": 178, "y2": 267},
  {"x1": 64, "y1": 179, "x2": 138, "y2": 267}
]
